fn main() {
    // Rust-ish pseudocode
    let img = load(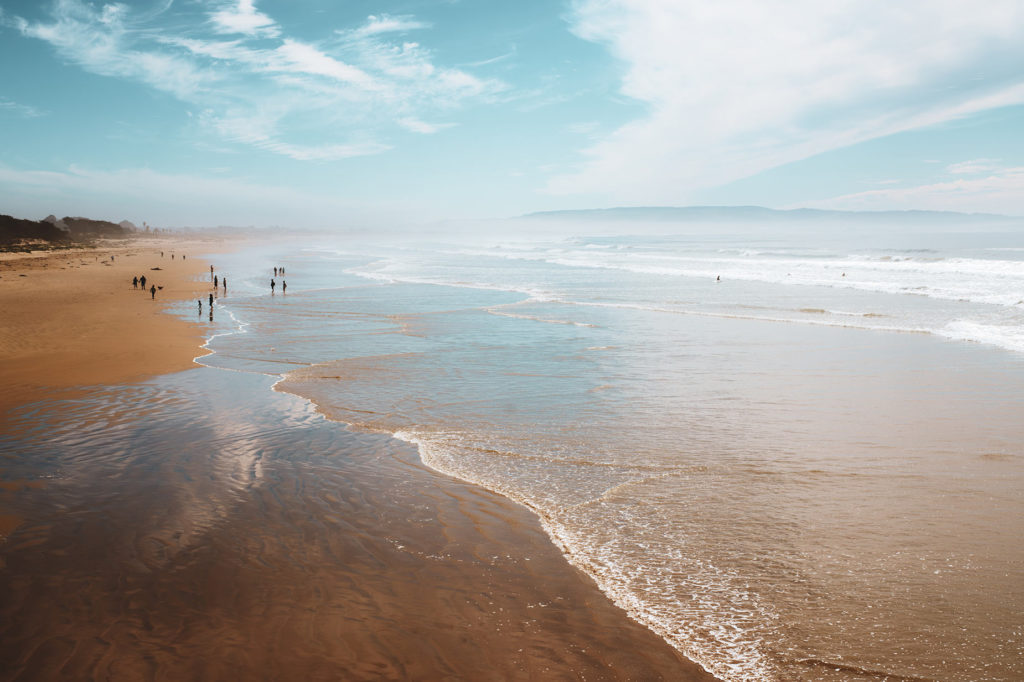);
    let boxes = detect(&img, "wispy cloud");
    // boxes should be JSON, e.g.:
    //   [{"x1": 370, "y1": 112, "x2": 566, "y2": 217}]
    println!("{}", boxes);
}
[
  {"x1": 13, "y1": 0, "x2": 208, "y2": 100},
  {"x1": 397, "y1": 117, "x2": 454, "y2": 134},
  {"x1": 804, "y1": 167, "x2": 1024, "y2": 215},
  {"x1": 549, "y1": 0, "x2": 1024, "y2": 203},
  {"x1": 349, "y1": 14, "x2": 431, "y2": 38},
  {"x1": 11, "y1": 0, "x2": 502, "y2": 161},
  {"x1": 947, "y1": 158, "x2": 1002, "y2": 175},
  {"x1": 209, "y1": 0, "x2": 279, "y2": 38},
  {"x1": 0, "y1": 97, "x2": 46, "y2": 118}
]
